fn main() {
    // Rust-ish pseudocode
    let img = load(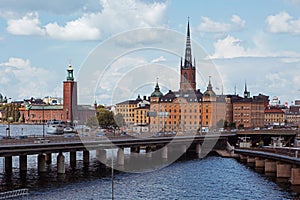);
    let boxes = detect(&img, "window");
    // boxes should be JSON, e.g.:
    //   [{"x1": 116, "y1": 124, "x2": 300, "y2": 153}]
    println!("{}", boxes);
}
[{"x1": 184, "y1": 72, "x2": 188, "y2": 82}]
